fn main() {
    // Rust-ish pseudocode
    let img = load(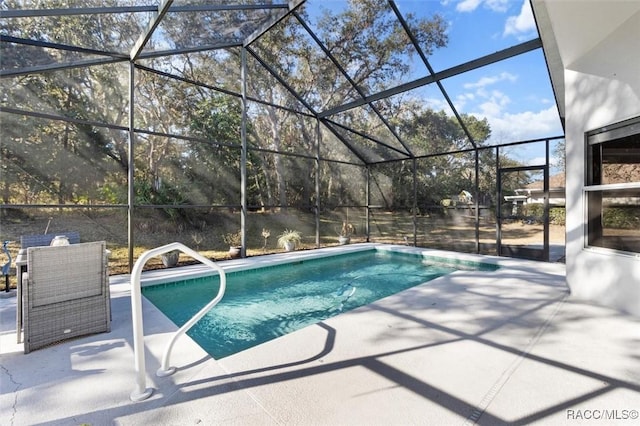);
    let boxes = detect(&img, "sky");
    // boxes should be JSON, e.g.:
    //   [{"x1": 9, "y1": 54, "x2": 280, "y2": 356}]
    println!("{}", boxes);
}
[{"x1": 393, "y1": 0, "x2": 564, "y2": 166}]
